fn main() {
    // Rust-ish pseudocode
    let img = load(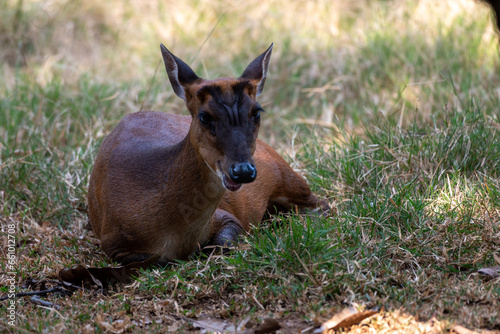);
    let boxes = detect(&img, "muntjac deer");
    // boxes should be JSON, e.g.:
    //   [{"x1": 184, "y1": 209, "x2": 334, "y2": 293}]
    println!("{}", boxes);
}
[{"x1": 88, "y1": 44, "x2": 328, "y2": 265}]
